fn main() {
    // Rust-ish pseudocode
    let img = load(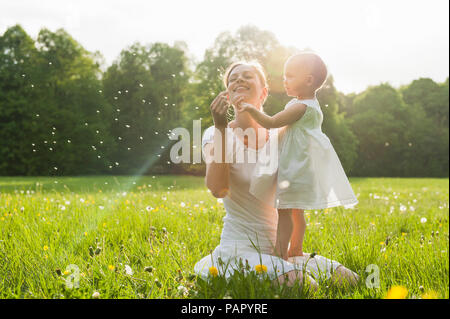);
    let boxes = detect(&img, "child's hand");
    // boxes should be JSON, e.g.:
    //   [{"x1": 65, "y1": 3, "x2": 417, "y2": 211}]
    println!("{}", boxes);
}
[{"x1": 238, "y1": 102, "x2": 255, "y2": 113}]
